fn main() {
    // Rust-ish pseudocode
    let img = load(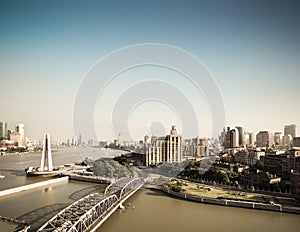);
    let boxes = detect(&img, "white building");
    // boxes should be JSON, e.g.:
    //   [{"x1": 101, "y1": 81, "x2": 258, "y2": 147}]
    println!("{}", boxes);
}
[
  {"x1": 15, "y1": 123, "x2": 26, "y2": 147},
  {"x1": 145, "y1": 126, "x2": 182, "y2": 166}
]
